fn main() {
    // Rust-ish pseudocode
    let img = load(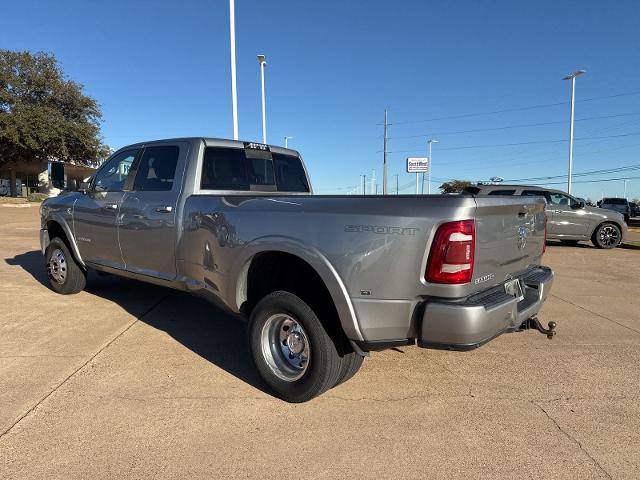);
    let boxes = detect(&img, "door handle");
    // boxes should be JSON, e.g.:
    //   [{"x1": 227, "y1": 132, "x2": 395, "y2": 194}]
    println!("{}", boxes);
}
[
  {"x1": 155, "y1": 205, "x2": 173, "y2": 213},
  {"x1": 105, "y1": 203, "x2": 118, "y2": 210}
]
